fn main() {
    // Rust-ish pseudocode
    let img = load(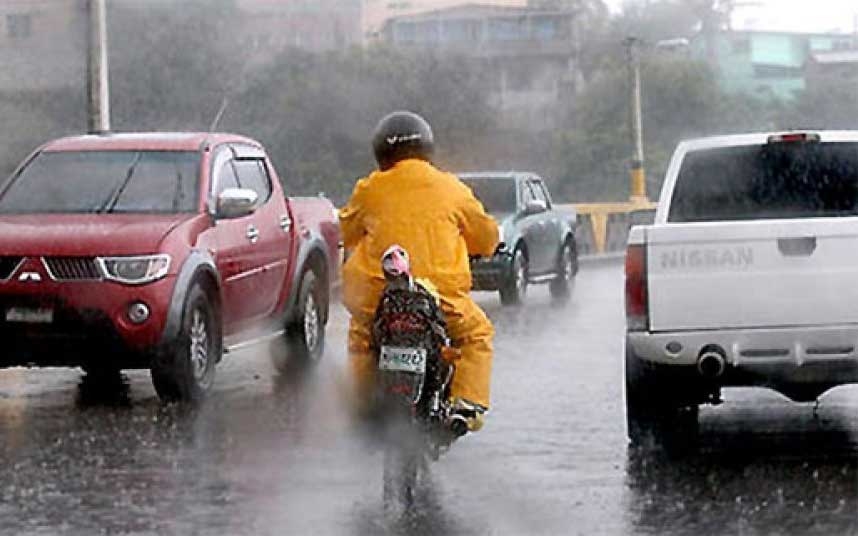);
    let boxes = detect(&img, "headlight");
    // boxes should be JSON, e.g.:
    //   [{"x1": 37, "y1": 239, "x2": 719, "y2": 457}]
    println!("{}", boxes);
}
[
  {"x1": 98, "y1": 254, "x2": 171, "y2": 285},
  {"x1": 497, "y1": 224, "x2": 506, "y2": 249}
]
